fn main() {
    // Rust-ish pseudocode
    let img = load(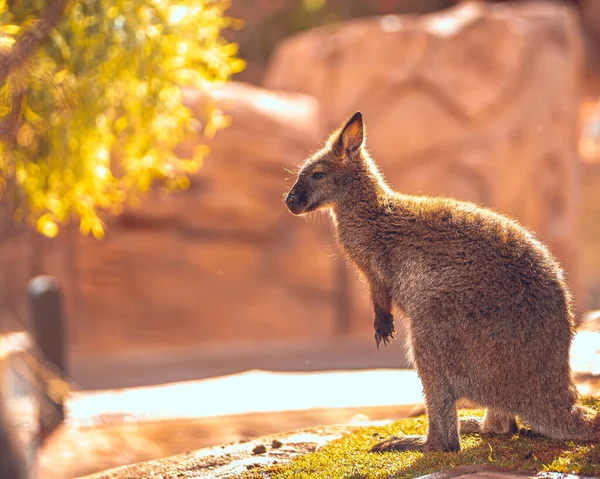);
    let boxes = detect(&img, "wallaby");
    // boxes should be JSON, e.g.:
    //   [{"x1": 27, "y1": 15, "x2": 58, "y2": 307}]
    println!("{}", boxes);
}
[{"x1": 285, "y1": 112, "x2": 600, "y2": 452}]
